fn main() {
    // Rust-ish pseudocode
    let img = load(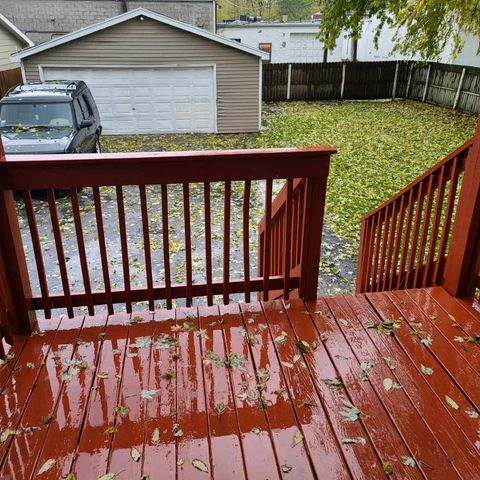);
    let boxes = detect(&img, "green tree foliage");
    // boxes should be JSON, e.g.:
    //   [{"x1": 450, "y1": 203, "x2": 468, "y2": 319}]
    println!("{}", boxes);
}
[
  {"x1": 318, "y1": 1, "x2": 480, "y2": 60},
  {"x1": 278, "y1": 0, "x2": 314, "y2": 21}
]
